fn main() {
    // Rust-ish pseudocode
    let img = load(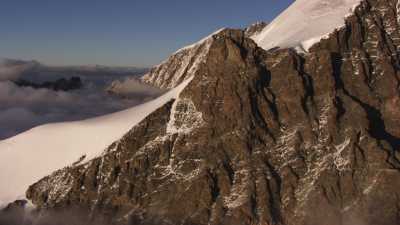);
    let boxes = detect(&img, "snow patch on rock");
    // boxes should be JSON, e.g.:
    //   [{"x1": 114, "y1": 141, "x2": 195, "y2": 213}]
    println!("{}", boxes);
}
[
  {"x1": 167, "y1": 97, "x2": 204, "y2": 135},
  {"x1": 397, "y1": 0, "x2": 400, "y2": 25},
  {"x1": 333, "y1": 138, "x2": 352, "y2": 171},
  {"x1": 224, "y1": 169, "x2": 251, "y2": 209}
]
